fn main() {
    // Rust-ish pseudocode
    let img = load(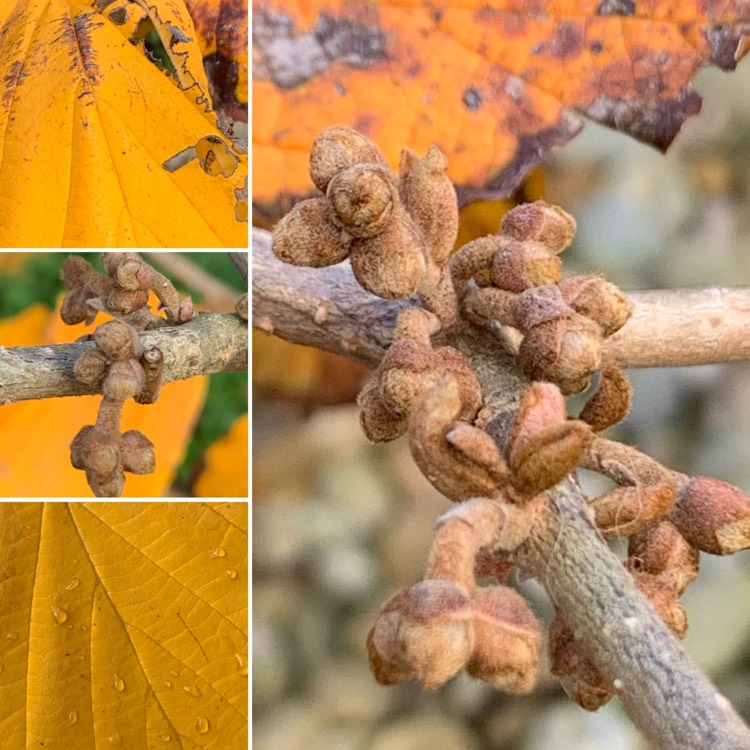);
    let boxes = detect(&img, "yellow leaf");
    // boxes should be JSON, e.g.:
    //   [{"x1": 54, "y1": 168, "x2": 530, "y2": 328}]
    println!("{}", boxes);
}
[
  {"x1": 0, "y1": 502, "x2": 248, "y2": 748},
  {"x1": 0, "y1": 0, "x2": 247, "y2": 247},
  {"x1": 194, "y1": 412, "x2": 248, "y2": 498}
]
